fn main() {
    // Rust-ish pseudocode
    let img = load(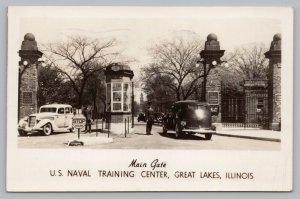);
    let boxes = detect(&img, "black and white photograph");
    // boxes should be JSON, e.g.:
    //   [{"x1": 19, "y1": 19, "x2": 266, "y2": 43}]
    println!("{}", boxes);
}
[{"x1": 6, "y1": 6, "x2": 293, "y2": 192}]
